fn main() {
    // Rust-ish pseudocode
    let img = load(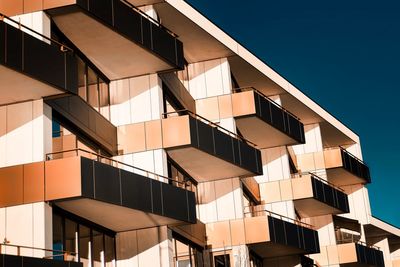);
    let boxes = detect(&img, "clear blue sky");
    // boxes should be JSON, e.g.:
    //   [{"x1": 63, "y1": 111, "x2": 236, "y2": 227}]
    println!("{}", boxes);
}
[{"x1": 186, "y1": 0, "x2": 400, "y2": 226}]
